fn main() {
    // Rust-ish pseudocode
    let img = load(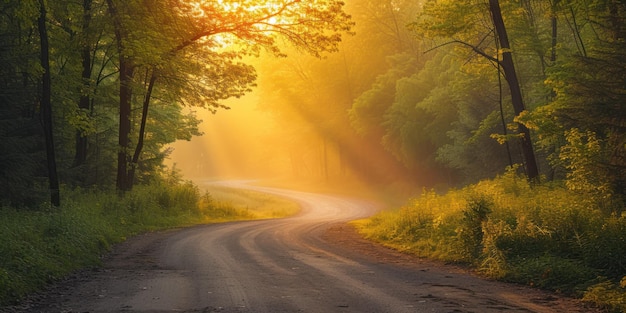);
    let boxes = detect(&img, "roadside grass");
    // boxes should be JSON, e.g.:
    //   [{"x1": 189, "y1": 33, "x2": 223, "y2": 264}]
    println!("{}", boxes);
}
[
  {"x1": 0, "y1": 180, "x2": 299, "y2": 306},
  {"x1": 255, "y1": 177, "x2": 409, "y2": 210},
  {"x1": 355, "y1": 169, "x2": 626, "y2": 312},
  {"x1": 201, "y1": 185, "x2": 300, "y2": 220}
]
